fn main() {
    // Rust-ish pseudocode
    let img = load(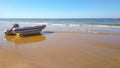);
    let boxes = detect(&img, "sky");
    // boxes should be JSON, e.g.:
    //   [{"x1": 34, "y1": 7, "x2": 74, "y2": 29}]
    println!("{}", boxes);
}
[{"x1": 0, "y1": 0, "x2": 120, "y2": 18}]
